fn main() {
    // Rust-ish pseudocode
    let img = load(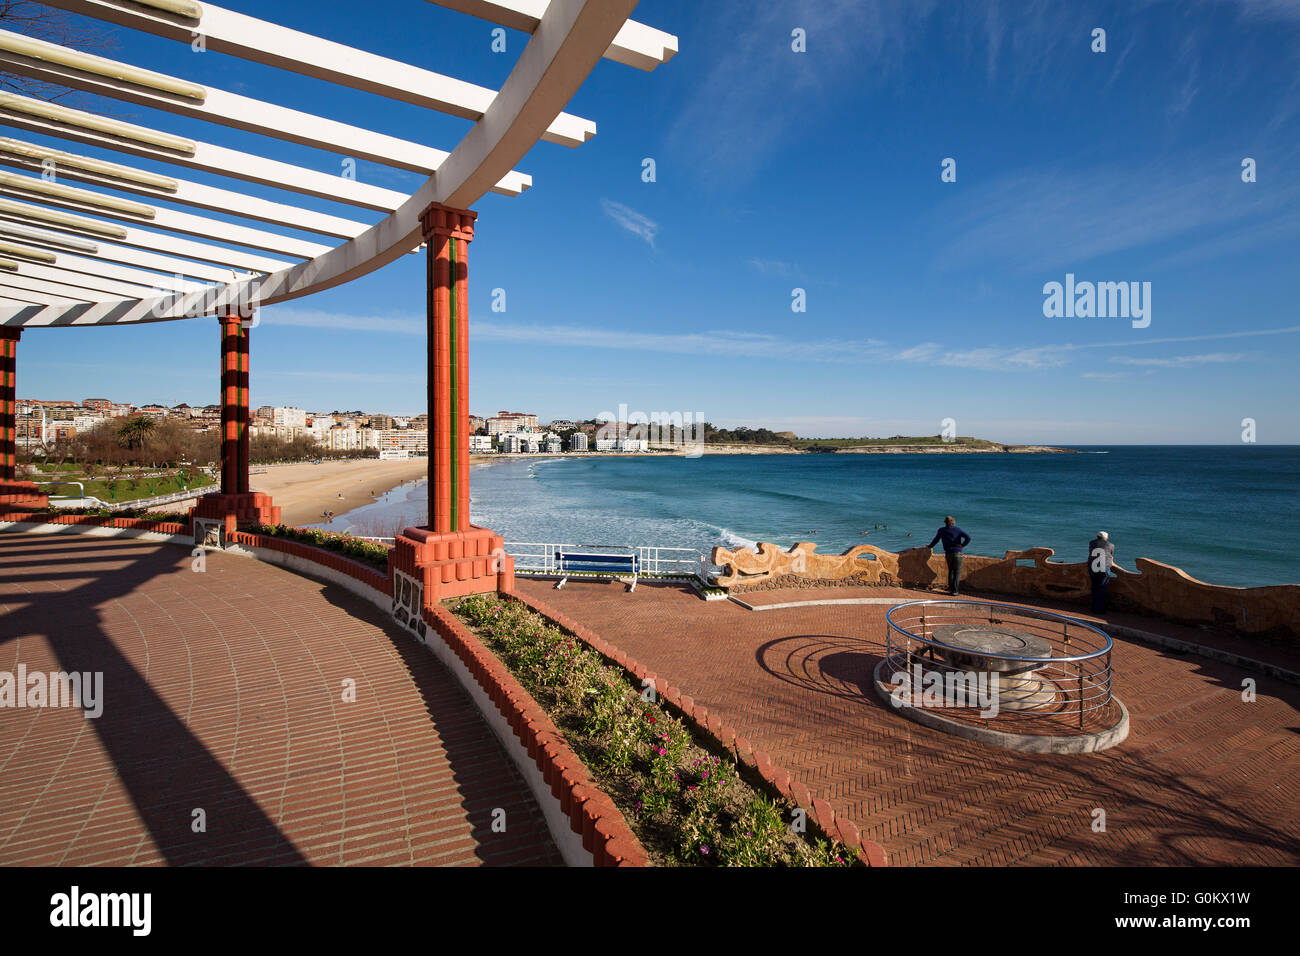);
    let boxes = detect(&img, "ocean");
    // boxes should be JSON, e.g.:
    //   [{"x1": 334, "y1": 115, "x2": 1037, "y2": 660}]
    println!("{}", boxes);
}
[{"x1": 312, "y1": 446, "x2": 1300, "y2": 588}]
